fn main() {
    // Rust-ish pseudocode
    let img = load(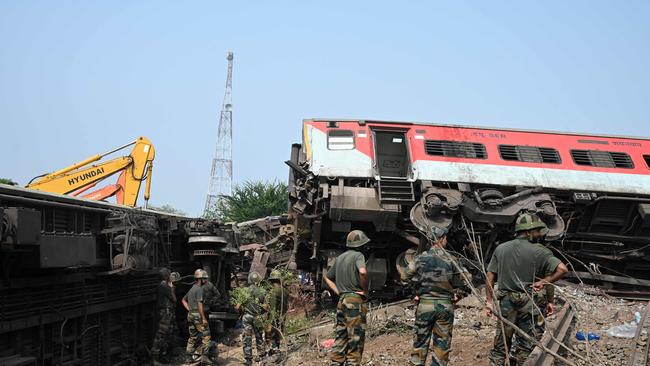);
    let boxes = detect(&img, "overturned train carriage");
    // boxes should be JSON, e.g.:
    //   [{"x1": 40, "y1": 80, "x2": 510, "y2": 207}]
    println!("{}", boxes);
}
[
  {"x1": 0, "y1": 185, "x2": 238, "y2": 365},
  {"x1": 286, "y1": 119, "x2": 650, "y2": 297}
]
